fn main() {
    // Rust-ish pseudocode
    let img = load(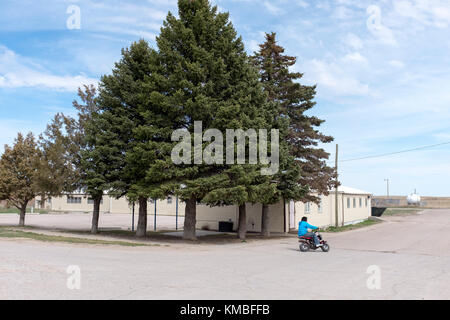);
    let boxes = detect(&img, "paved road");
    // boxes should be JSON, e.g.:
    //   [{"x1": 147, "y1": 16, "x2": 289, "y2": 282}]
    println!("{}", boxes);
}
[{"x1": 1, "y1": 209, "x2": 449, "y2": 300}]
